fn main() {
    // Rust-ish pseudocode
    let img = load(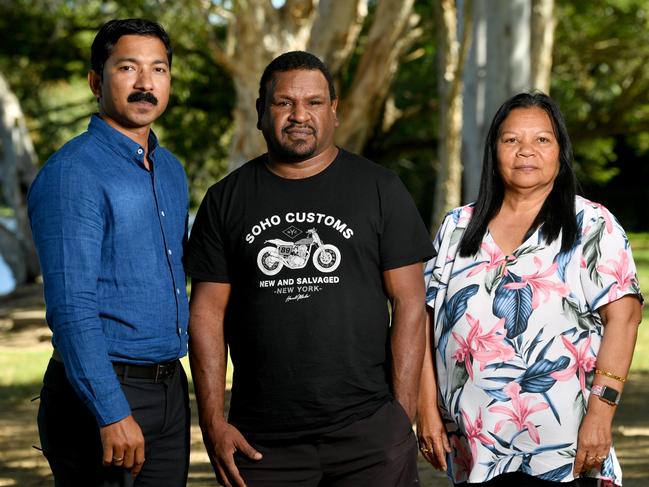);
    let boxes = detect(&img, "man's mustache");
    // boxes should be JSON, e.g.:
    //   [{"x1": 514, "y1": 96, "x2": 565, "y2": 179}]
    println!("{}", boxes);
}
[{"x1": 127, "y1": 92, "x2": 158, "y2": 105}]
